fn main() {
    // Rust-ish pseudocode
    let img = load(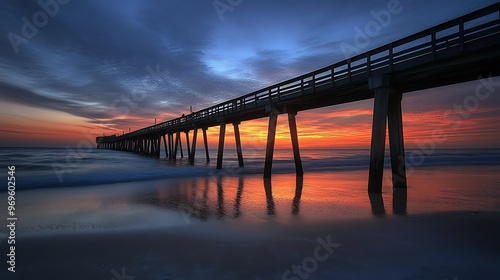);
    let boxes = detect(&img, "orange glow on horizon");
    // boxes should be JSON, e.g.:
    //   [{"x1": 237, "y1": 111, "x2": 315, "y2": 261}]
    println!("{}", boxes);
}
[{"x1": 2, "y1": 93, "x2": 500, "y2": 148}]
